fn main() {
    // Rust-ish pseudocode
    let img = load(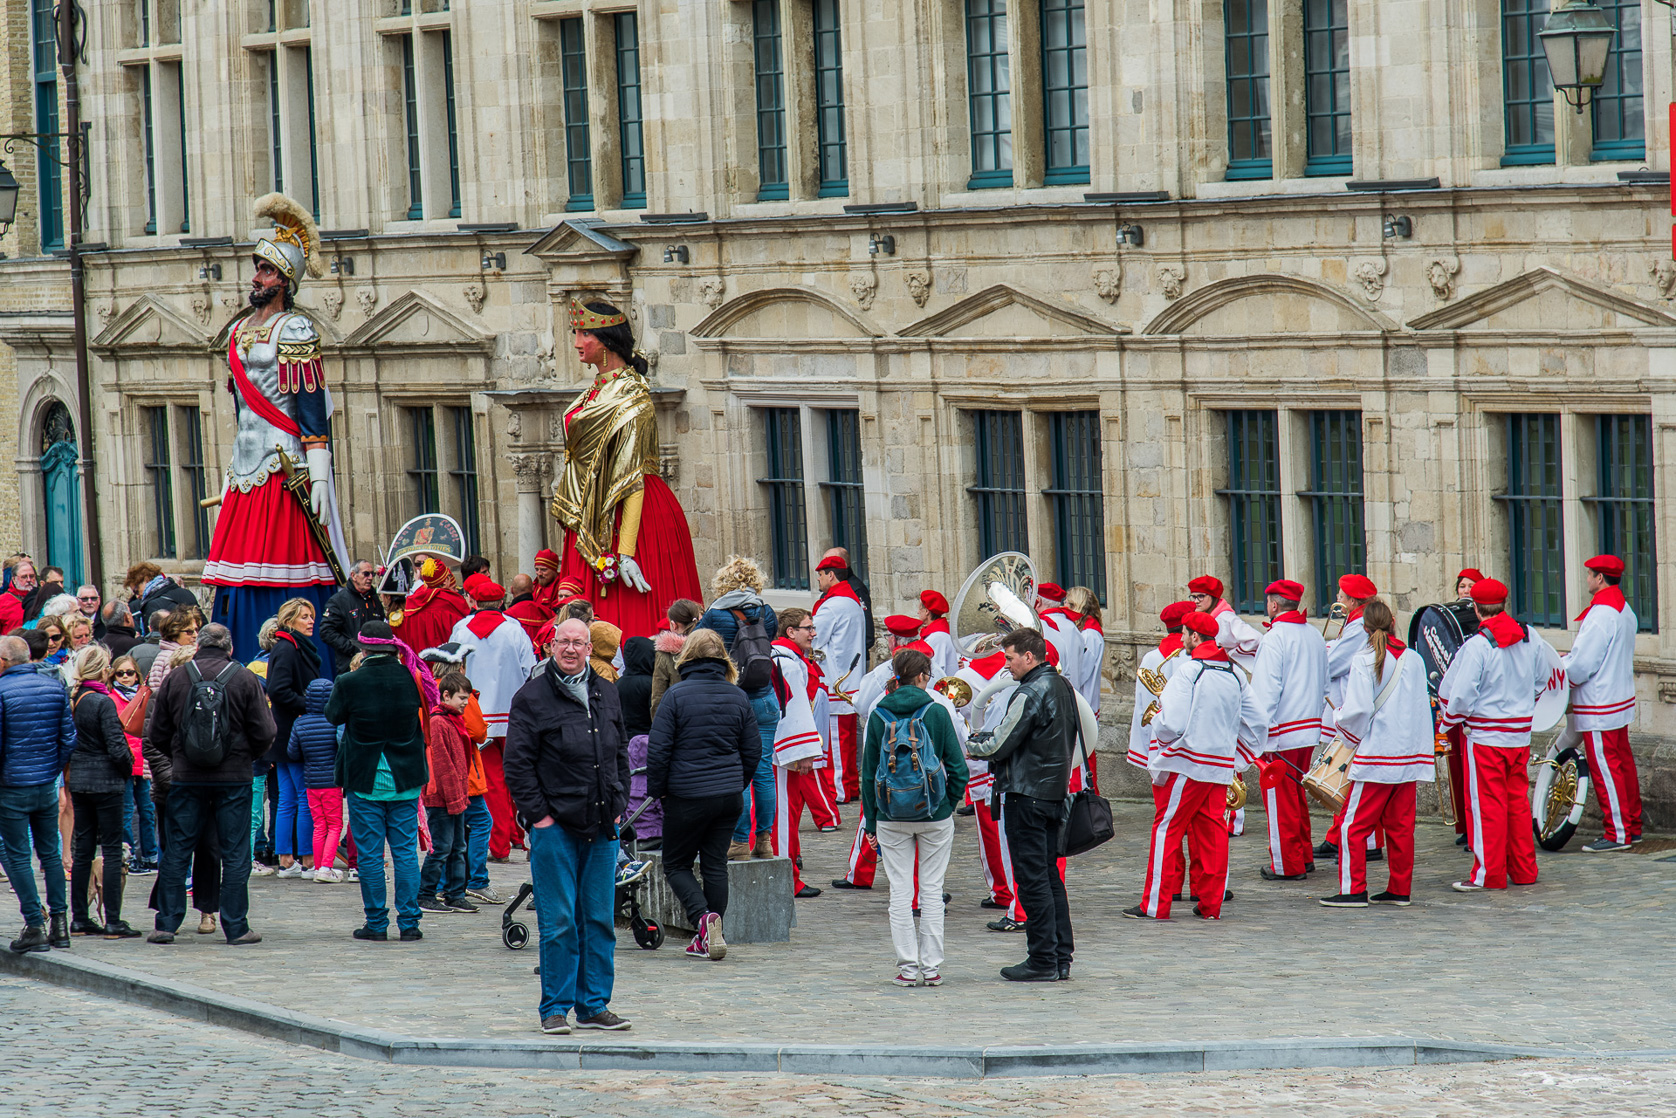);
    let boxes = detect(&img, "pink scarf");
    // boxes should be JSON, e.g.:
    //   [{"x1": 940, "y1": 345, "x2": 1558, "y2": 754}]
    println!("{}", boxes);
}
[{"x1": 359, "y1": 634, "x2": 441, "y2": 710}]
